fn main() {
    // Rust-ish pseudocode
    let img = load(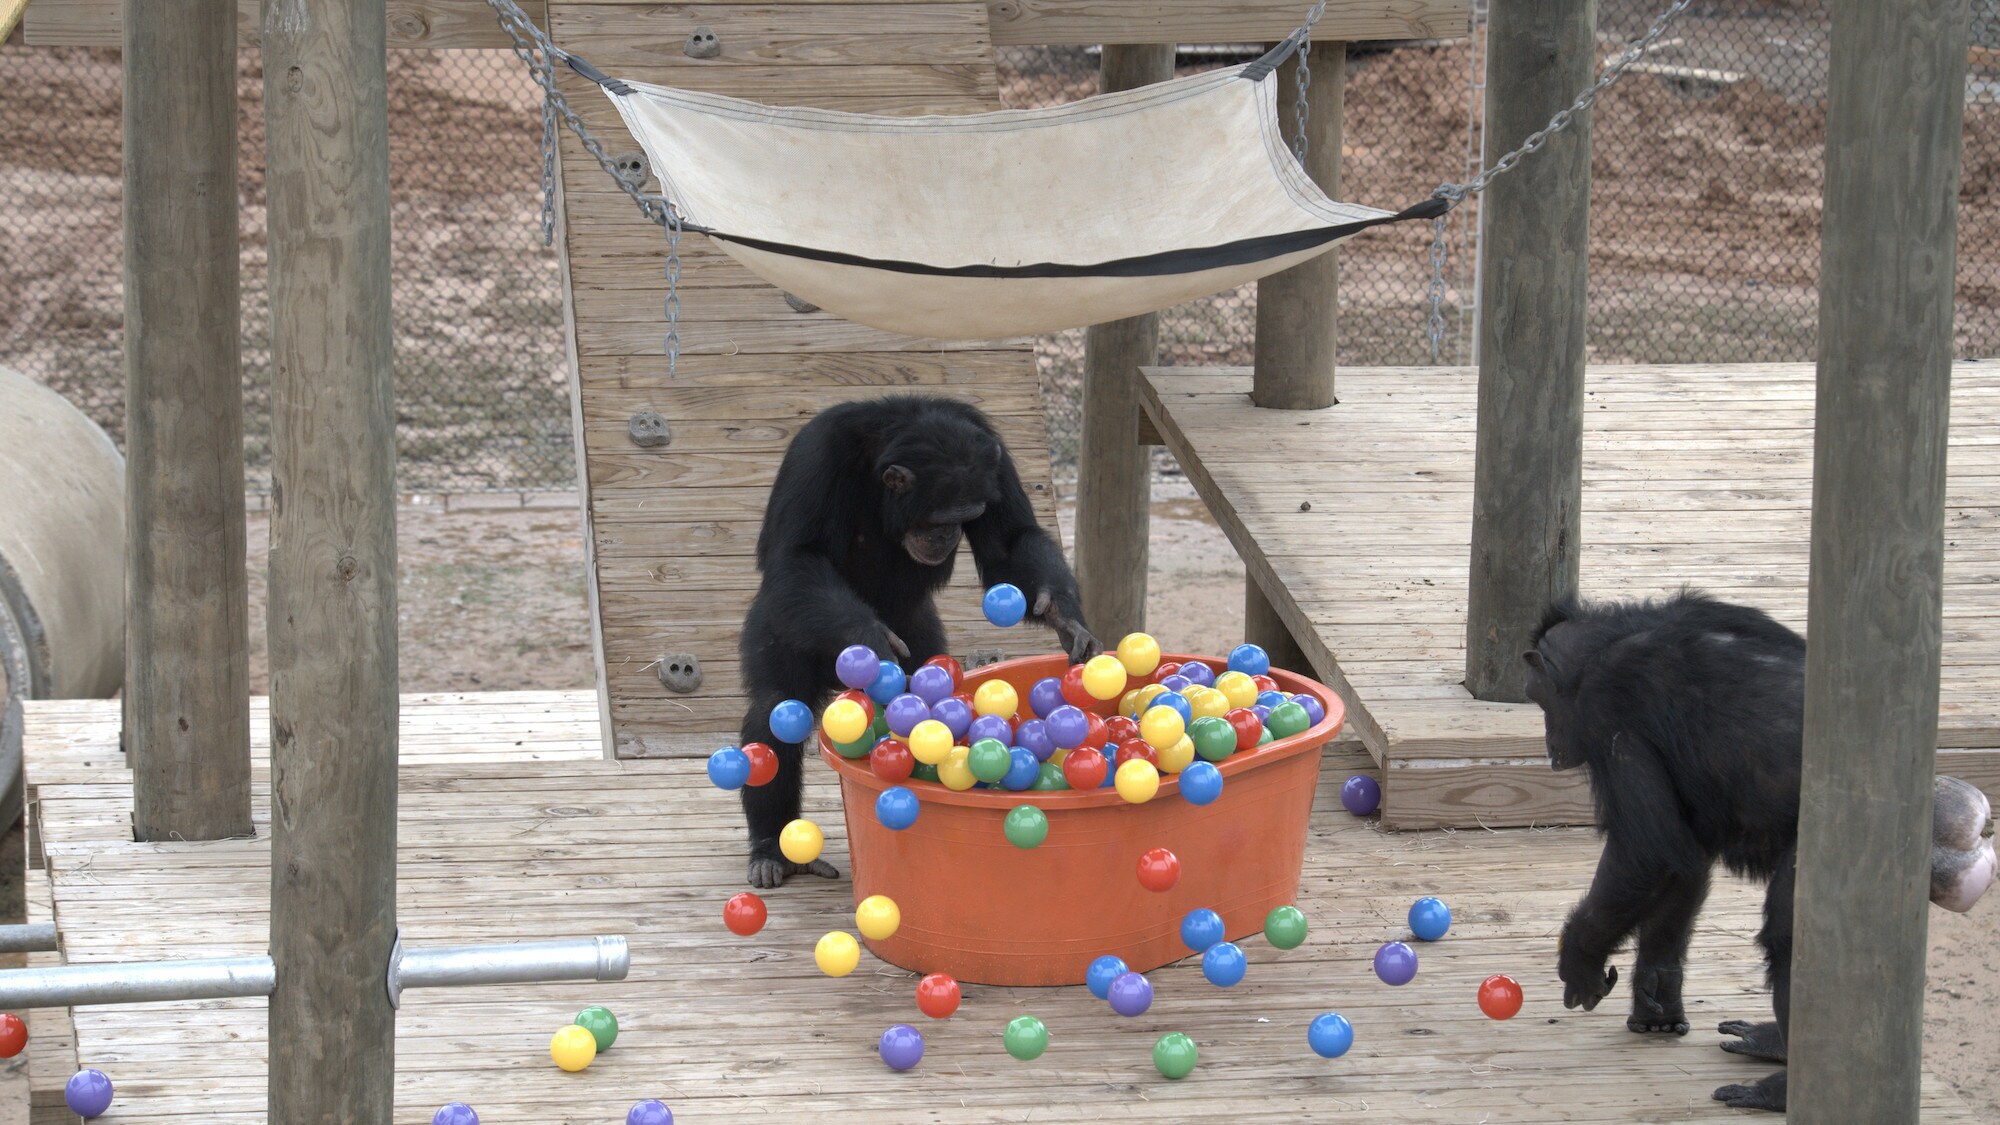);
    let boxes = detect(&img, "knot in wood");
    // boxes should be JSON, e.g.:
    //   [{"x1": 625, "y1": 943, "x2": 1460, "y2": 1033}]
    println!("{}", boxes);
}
[
  {"x1": 628, "y1": 411, "x2": 672, "y2": 448},
  {"x1": 334, "y1": 554, "x2": 359, "y2": 582},
  {"x1": 389, "y1": 12, "x2": 430, "y2": 40},
  {"x1": 684, "y1": 26, "x2": 721, "y2": 59}
]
